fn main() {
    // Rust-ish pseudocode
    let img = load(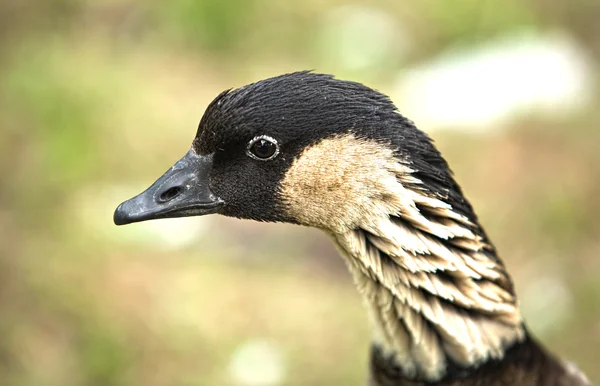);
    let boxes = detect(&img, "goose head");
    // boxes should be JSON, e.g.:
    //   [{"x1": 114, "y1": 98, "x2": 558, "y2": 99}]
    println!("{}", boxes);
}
[{"x1": 114, "y1": 71, "x2": 452, "y2": 233}]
